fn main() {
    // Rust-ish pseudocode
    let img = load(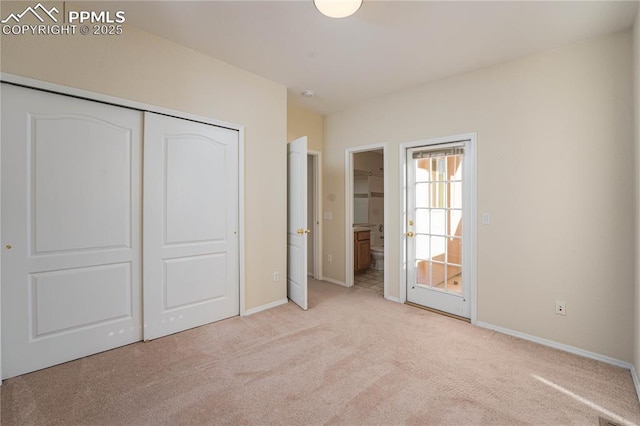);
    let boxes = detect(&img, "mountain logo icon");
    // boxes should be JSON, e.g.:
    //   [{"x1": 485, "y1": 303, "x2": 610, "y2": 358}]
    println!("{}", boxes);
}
[{"x1": 1, "y1": 3, "x2": 59, "y2": 24}]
